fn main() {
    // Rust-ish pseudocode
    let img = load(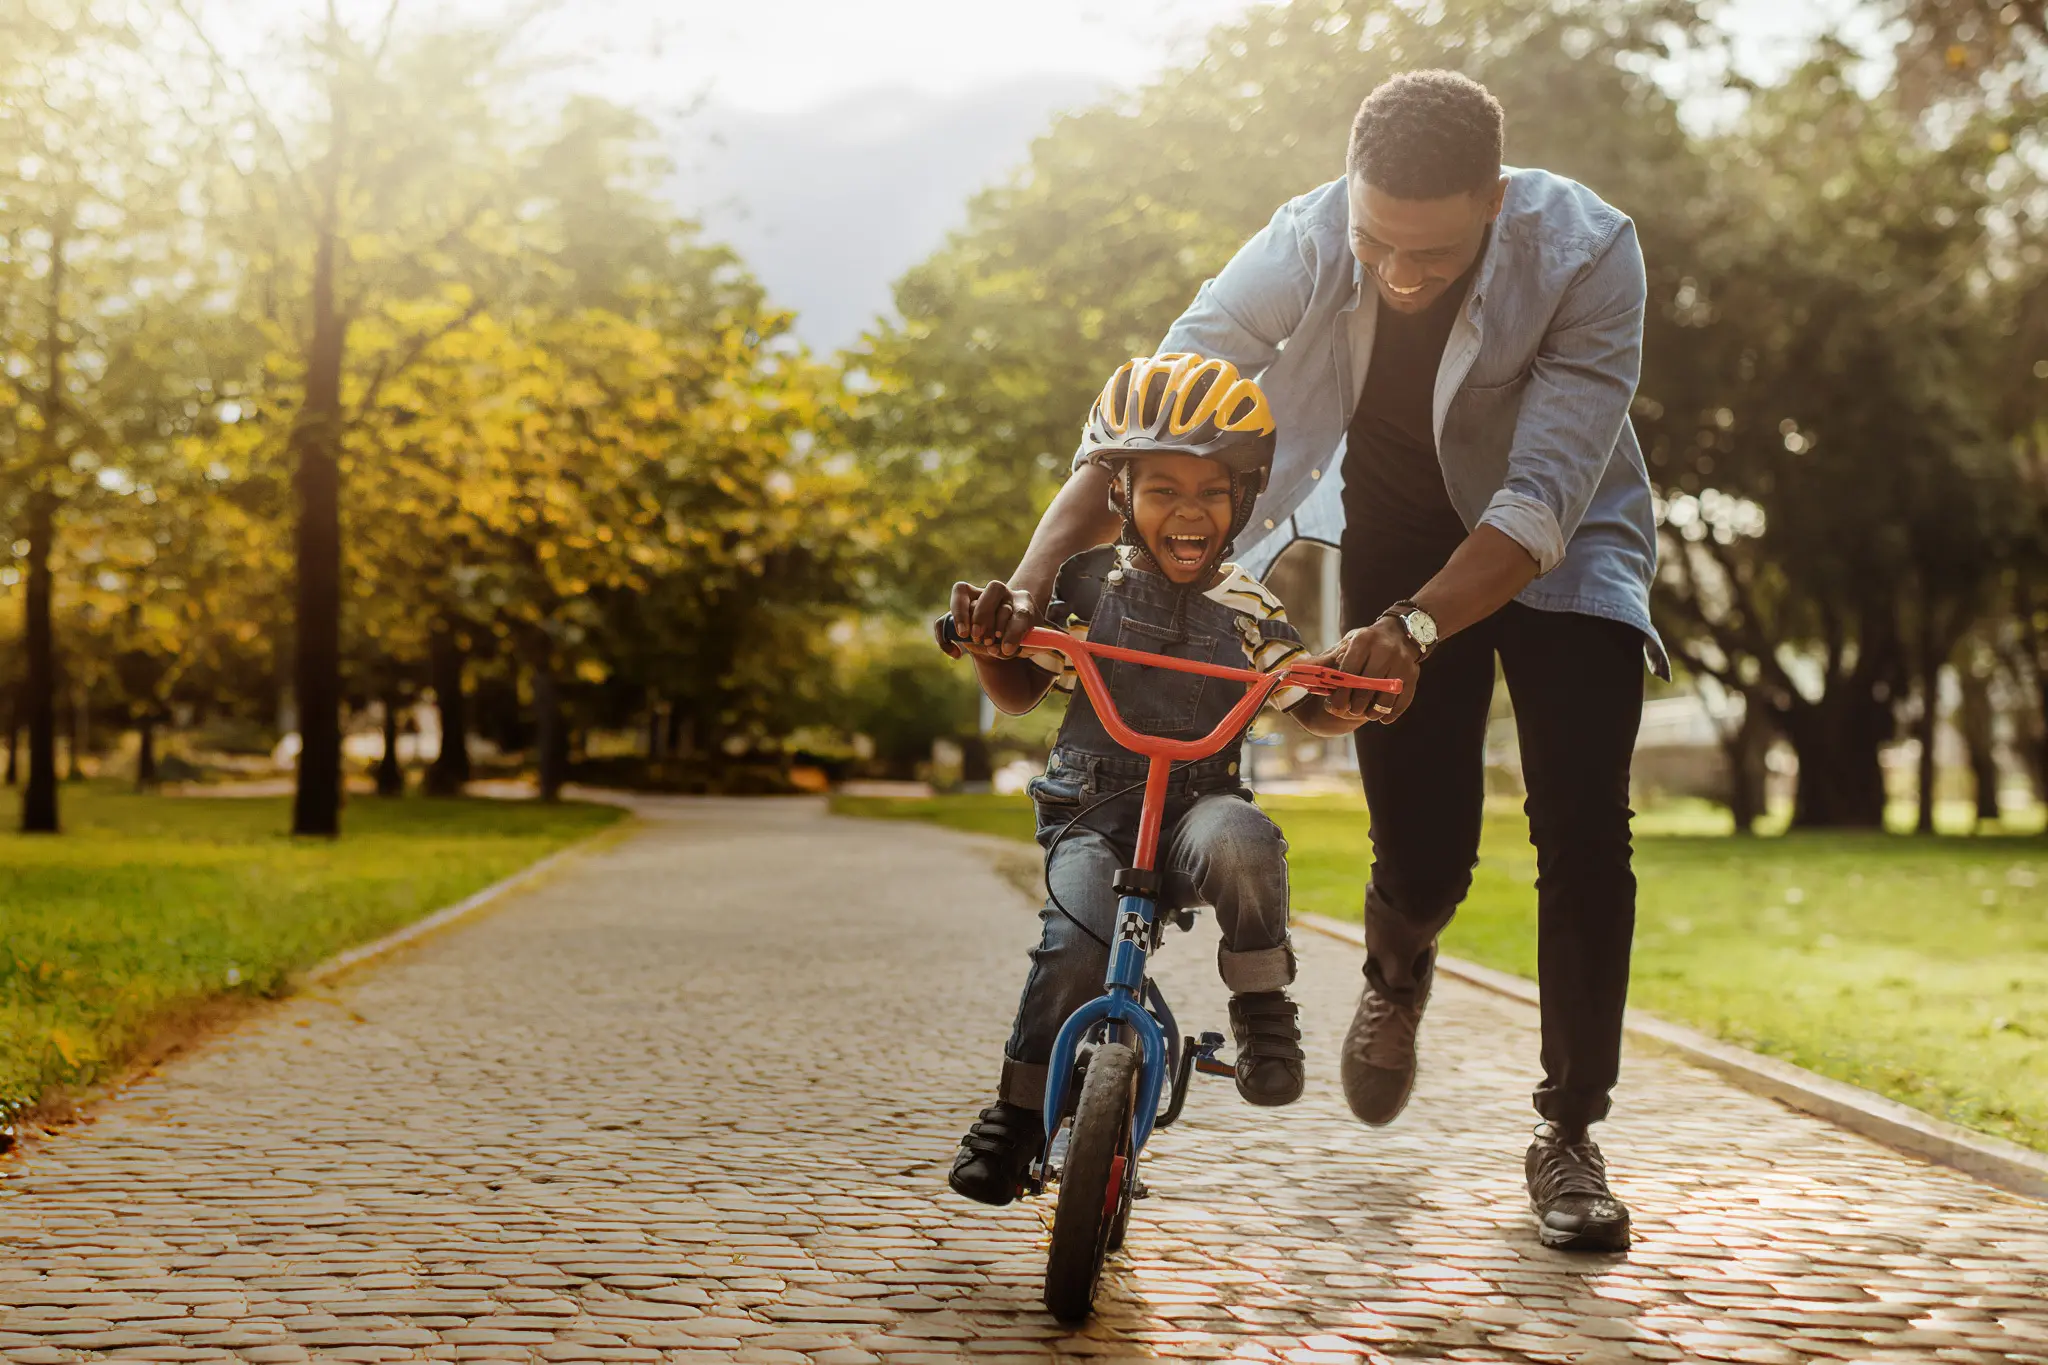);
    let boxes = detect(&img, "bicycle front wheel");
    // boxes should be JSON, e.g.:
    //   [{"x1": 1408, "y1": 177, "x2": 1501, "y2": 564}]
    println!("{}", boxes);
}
[{"x1": 1043, "y1": 1041, "x2": 1137, "y2": 1322}]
